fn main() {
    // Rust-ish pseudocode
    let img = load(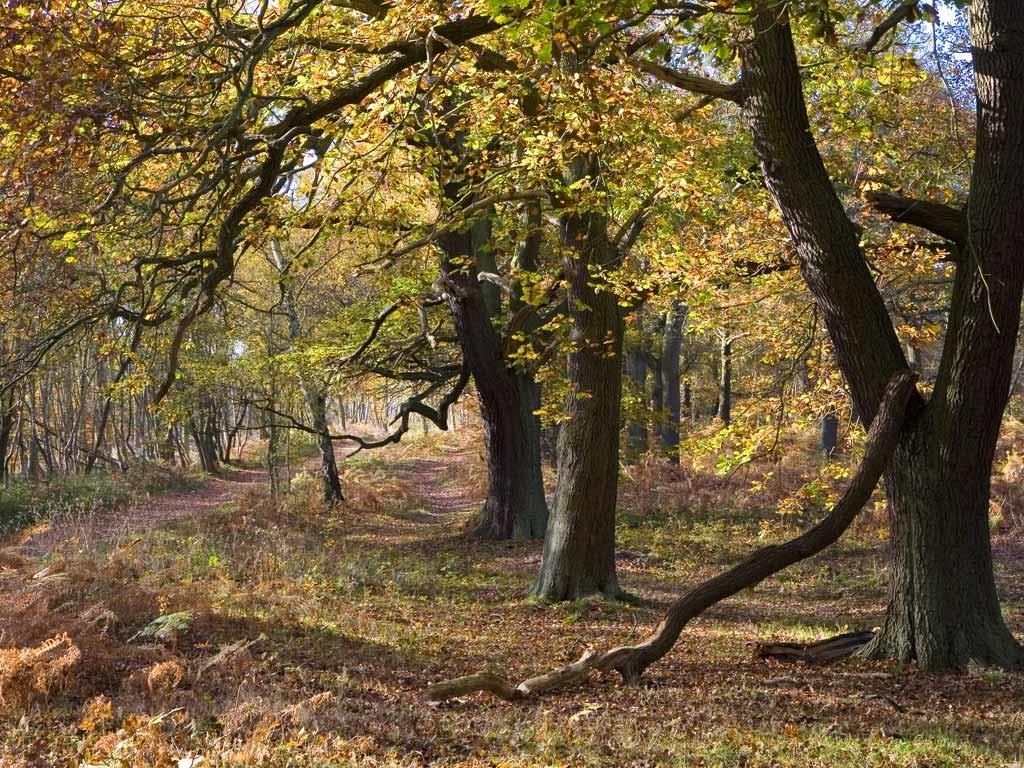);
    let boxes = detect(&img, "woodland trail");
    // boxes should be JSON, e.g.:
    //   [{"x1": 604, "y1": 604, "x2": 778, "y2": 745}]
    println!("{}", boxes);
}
[
  {"x1": 384, "y1": 454, "x2": 483, "y2": 517},
  {"x1": 15, "y1": 466, "x2": 267, "y2": 558}
]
